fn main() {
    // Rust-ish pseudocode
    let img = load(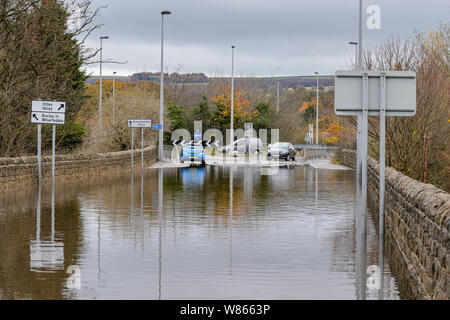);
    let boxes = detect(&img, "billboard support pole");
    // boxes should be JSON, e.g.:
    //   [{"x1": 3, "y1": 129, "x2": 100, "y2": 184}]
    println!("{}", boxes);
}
[
  {"x1": 378, "y1": 72, "x2": 386, "y2": 299},
  {"x1": 131, "y1": 128, "x2": 135, "y2": 172},
  {"x1": 37, "y1": 124, "x2": 42, "y2": 184},
  {"x1": 360, "y1": 72, "x2": 369, "y2": 300}
]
